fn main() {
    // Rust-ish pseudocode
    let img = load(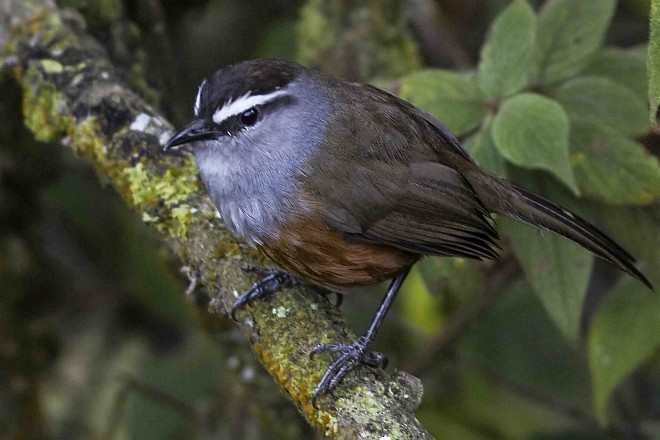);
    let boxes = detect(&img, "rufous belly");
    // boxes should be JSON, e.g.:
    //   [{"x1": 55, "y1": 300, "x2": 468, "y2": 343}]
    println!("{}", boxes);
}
[{"x1": 257, "y1": 216, "x2": 418, "y2": 290}]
